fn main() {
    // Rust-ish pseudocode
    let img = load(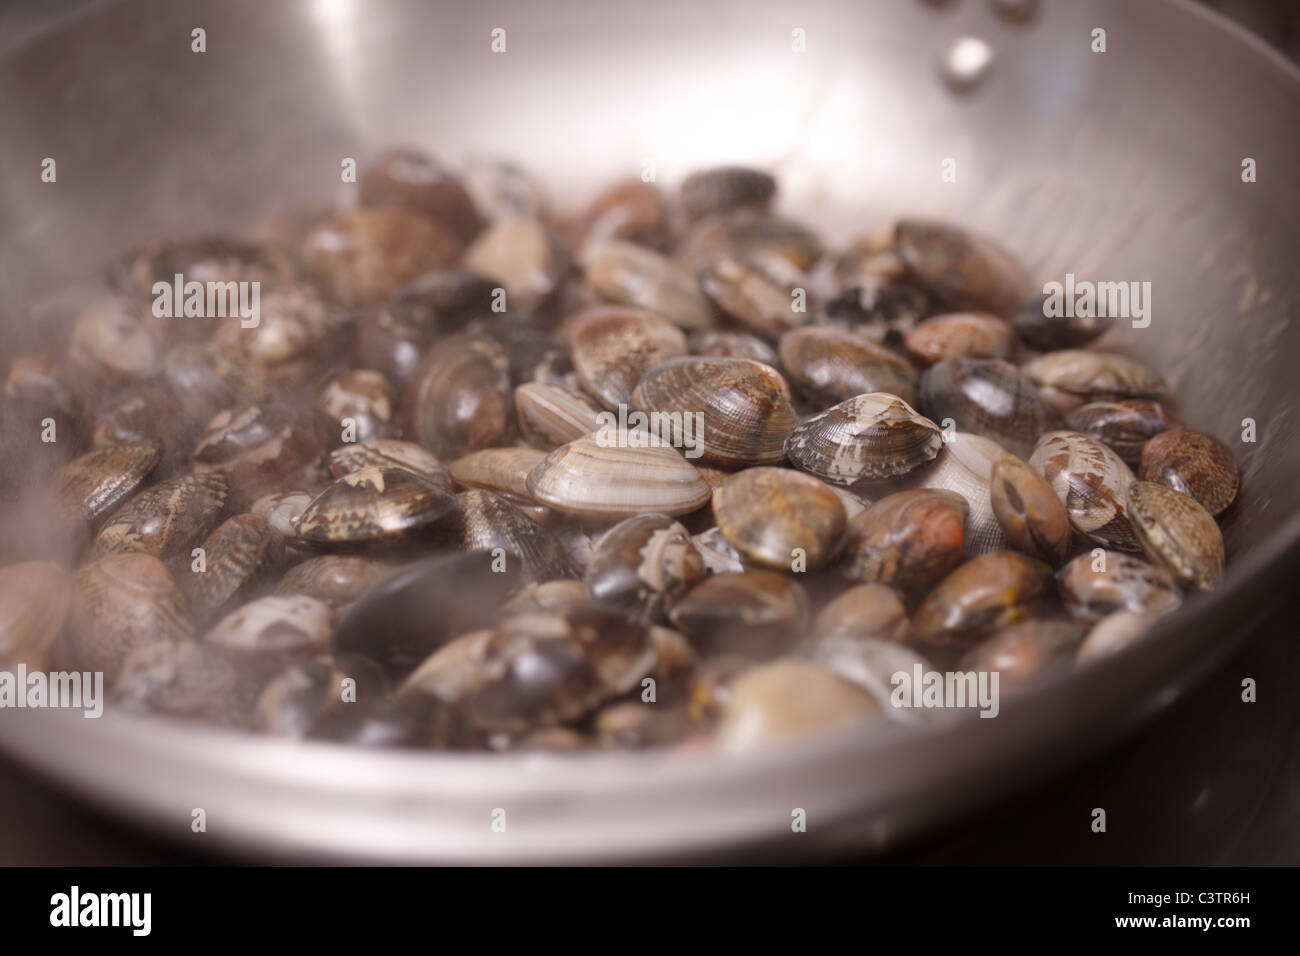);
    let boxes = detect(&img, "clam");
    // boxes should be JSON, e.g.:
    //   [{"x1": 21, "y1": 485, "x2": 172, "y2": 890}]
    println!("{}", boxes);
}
[
  {"x1": 1139, "y1": 428, "x2": 1239, "y2": 517},
  {"x1": 820, "y1": 274, "x2": 930, "y2": 345},
  {"x1": 51, "y1": 440, "x2": 159, "y2": 530},
  {"x1": 903, "y1": 312, "x2": 1015, "y2": 366},
  {"x1": 989, "y1": 452, "x2": 1071, "y2": 565},
  {"x1": 190, "y1": 403, "x2": 323, "y2": 510},
  {"x1": 91, "y1": 472, "x2": 229, "y2": 563},
  {"x1": 212, "y1": 284, "x2": 329, "y2": 378},
  {"x1": 1126, "y1": 481, "x2": 1225, "y2": 591},
  {"x1": 912, "y1": 550, "x2": 1052, "y2": 643},
  {"x1": 784, "y1": 392, "x2": 943, "y2": 485},
  {"x1": 115, "y1": 641, "x2": 239, "y2": 719},
  {"x1": 712, "y1": 467, "x2": 847, "y2": 570},
  {"x1": 462, "y1": 217, "x2": 567, "y2": 313},
  {"x1": 184, "y1": 513, "x2": 281, "y2": 625},
  {"x1": 69, "y1": 553, "x2": 193, "y2": 680},
  {"x1": 277, "y1": 555, "x2": 390, "y2": 608},
  {"x1": 676, "y1": 208, "x2": 822, "y2": 273},
  {"x1": 111, "y1": 235, "x2": 293, "y2": 299},
  {"x1": 448, "y1": 447, "x2": 550, "y2": 521},
  {"x1": 408, "y1": 333, "x2": 513, "y2": 459},
  {"x1": 957, "y1": 617, "x2": 1085, "y2": 689},
  {"x1": 893, "y1": 219, "x2": 1030, "y2": 318},
  {"x1": 668, "y1": 570, "x2": 810, "y2": 656},
  {"x1": 698, "y1": 253, "x2": 809, "y2": 340},
  {"x1": 582, "y1": 239, "x2": 715, "y2": 331},
  {"x1": 567, "y1": 306, "x2": 689, "y2": 409},
  {"x1": 631, "y1": 356, "x2": 796, "y2": 467},
  {"x1": 593, "y1": 700, "x2": 695, "y2": 749},
  {"x1": 67, "y1": 298, "x2": 161, "y2": 385},
  {"x1": 680, "y1": 166, "x2": 776, "y2": 221},
  {"x1": 1011, "y1": 291, "x2": 1113, "y2": 351},
  {"x1": 898, "y1": 432, "x2": 1010, "y2": 556},
  {"x1": 0, "y1": 562, "x2": 73, "y2": 668},
  {"x1": 1076, "y1": 611, "x2": 1163, "y2": 665},
  {"x1": 1057, "y1": 549, "x2": 1182, "y2": 619},
  {"x1": 514, "y1": 383, "x2": 606, "y2": 451},
  {"x1": 91, "y1": 387, "x2": 187, "y2": 469},
  {"x1": 462, "y1": 157, "x2": 549, "y2": 223},
  {"x1": 1028, "y1": 430, "x2": 1140, "y2": 551},
  {"x1": 162, "y1": 341, "x2": 273, "y2": 426},
  {"x1": 205, "y1": 594, "x2": 333, "y2": 660},
  {"x1": 584, "y1": 514, "x2": 706, "y2": 621},
  {"x1": 526, "y1": 431, "x2": 712, "y2": 520},
  {"x1": 302, "y1": 207, "x2": 462, "y2": 306},
  {"x1": 257, "y1": 653, "x2": 392, "y2": 737},
  {"x1": 919, "y1": 357, "x2": 1059, "y2": 459},
  {"x1": 294, "y1": 466, "x2": 456, "y2": 547},
  {"x1": 390, "y1": 268, "x2": 499, "y2": 333},
  {"x1": 810, "y1": 582, "x2": 909, "y2": 644},
  {"x1": 359, "y1": 147, "x2": 484, "y2": 243},
  {"x1": 327, "y1": 438, "x2": 454, "y2": 493},
  {"x1": 1064, "y1": 399, "x2": 1180, "y2": 468},
  {"x1": 804, "y1": 636, "x2": 932, "y2": 720},
  {"x1": 1021, "y1": 350, "x2": 1166, "y2": 413},
  {"x1": 778, "y1": 326, "x2": 919, "y2": 407},
  {"x1": 841, "y1": 489, "x2": 968, "y2": 591},
  {"x1": 499, "y1": 580, "x2": 592, "y2": 618},
  {"x1": 434, "y1": 489, "x2": 576, "y2": 580},
  {"x1": 252, "y1": 490, "x2": 317, "y2": 538},
  {"x1": 690, "y1": 330, "x2": 779, "y2": 366},
  {"x1": 352, "y1": 305, "x2": 430, "y2": 388},
  {"x1": 573, "y1": 179, "x2": 668, "y2": 251},
  {"x1": 691, "y1": 526, "x2": 747, "y2": 575},
  {"x1": 315, "y1": 369, "x2": 399, "y2": 443},
  {"x1": 716, "y1": 660, "x2": 879, "y2": 753}
]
